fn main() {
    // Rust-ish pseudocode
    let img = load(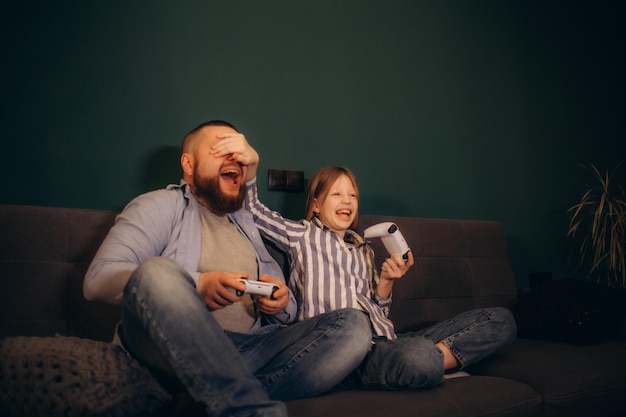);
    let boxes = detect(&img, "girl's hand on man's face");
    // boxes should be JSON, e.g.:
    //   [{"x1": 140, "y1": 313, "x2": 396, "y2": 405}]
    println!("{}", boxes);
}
[{"x1": 211, "y1": 133, "x2": 259, "y2": 167}]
